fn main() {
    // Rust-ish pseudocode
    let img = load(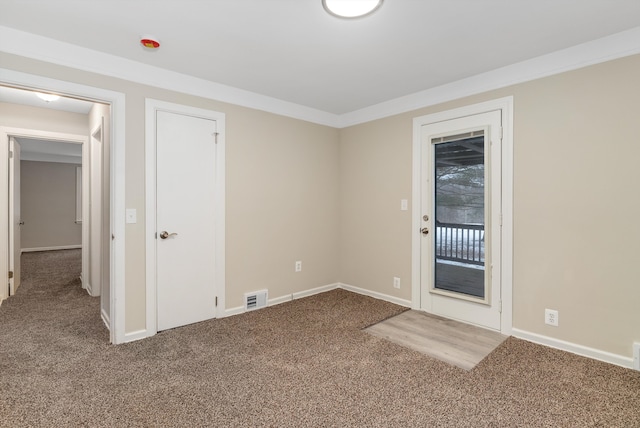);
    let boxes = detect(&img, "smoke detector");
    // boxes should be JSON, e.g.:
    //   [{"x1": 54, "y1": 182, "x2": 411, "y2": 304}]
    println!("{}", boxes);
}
[{"x1": 140, "y1": 35, "x2": 160, "y2": 49}]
